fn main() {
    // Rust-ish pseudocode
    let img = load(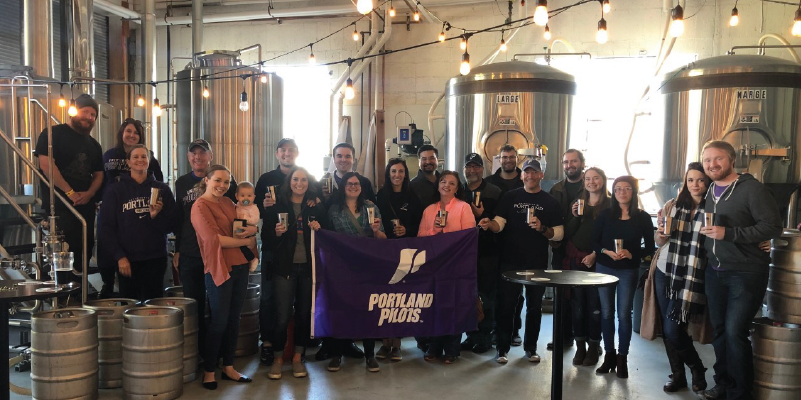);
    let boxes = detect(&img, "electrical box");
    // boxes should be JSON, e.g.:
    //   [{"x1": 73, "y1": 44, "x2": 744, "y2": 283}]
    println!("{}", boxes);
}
[{"x1": 397, "y1": 126, "x2": 412, "y2": 145}]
